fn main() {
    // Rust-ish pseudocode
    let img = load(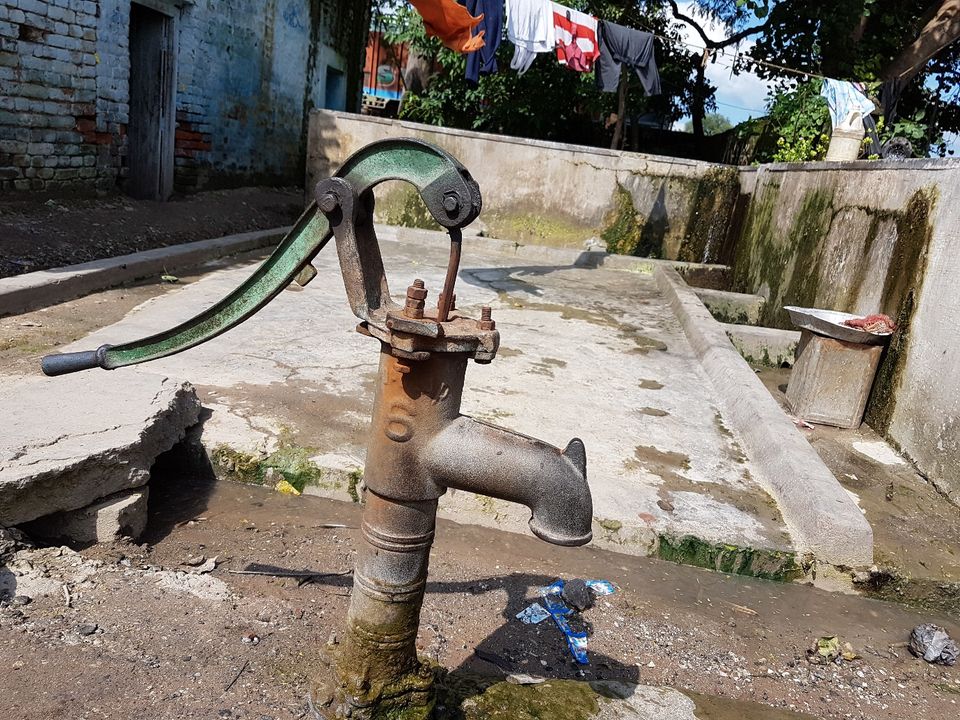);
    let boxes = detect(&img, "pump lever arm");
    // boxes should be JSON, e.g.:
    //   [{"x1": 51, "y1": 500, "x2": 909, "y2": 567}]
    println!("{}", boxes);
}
[{"x1": 41, "y1": 139, "x2": 481, "y2": 376}]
